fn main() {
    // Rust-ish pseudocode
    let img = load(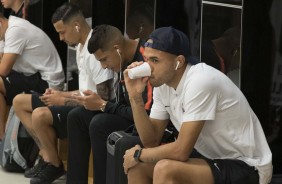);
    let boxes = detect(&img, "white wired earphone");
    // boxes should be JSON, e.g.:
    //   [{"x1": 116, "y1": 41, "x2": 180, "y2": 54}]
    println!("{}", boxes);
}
[
  {"x1": 114, "y1": 48, "x2": 122, "y2": 103},
  {"x1": 116, "y1": 49, "x2": 122, "y2": 75},
  {"x1": 175, "y1": 61, "x2": 180, "y2": 70},
  {"x1": 116, "y1": 49, "x2": 121, "y2": 56},
  {"x1": 75, "y1": 25, "x2": 79, "y2": 32}
]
